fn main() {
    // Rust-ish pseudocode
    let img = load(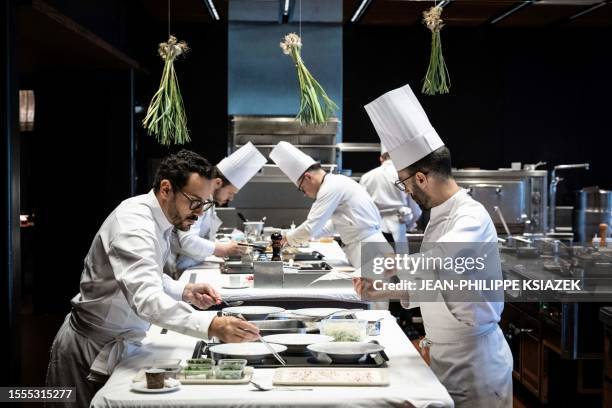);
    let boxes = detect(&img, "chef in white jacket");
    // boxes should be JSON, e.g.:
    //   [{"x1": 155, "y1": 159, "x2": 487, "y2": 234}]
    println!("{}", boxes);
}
[
  {"x1": 360, "y1": 143, "x2": 422, "y2": 254},
  {"x1": 357, "y1": 84, "x2": 513, "y2": 407},
  {"x1": 172, "y1": 142, "x2": 267, "y2": 272},
  {"x1": 269, "y1": 141, "x2": 391, "y2": 271},
  {"x1": 46, "y1": 150, "x2": 259, "y2": 408}
]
